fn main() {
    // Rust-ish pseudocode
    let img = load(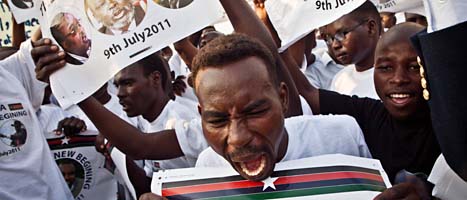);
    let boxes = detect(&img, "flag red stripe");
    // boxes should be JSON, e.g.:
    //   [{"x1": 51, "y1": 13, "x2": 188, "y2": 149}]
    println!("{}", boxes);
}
[{"x1": 162, "y1": 171, "x2": 383, "y2": 196}]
